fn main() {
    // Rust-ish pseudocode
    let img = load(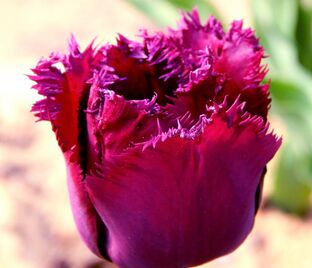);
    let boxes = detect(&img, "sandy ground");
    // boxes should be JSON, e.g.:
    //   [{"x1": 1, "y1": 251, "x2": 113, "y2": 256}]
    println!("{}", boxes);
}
[{"x1": 0, "y1": 0, "x2": 311, "y2": 268}]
